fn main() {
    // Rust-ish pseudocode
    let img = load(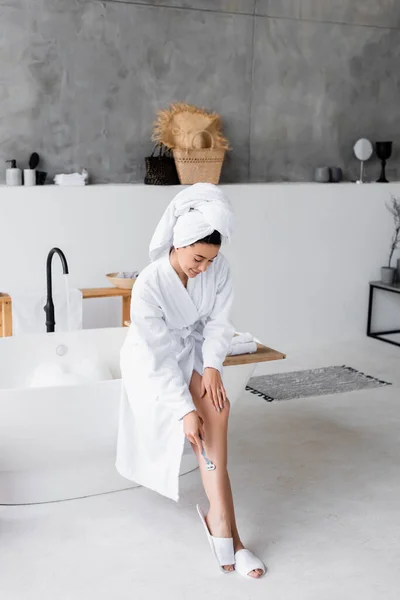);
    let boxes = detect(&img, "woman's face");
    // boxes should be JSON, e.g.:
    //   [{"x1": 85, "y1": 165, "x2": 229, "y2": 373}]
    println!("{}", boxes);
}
[{"x1": 176, "y1": 243, "x2": 220, "y2": 278}]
